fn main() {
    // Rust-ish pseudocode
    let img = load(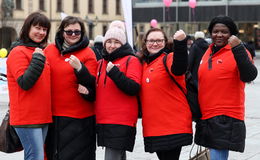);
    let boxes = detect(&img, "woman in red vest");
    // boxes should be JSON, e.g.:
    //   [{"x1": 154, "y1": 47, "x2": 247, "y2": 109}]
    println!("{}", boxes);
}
[
  {"x1": 7, "y1": 12, "x2": 52, "y2": 160},
  {"x1": 195, "y1": 15, "x2": 258, "y2": 160},
  {"x1": 139, "y1": 28, "x2": 193, "y2": 160},
  {"x1": 44, "y1": 16, "x2": 97, "y2": 160}
]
